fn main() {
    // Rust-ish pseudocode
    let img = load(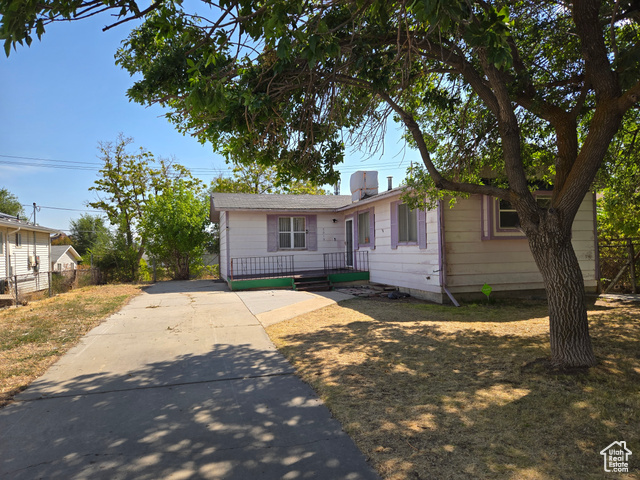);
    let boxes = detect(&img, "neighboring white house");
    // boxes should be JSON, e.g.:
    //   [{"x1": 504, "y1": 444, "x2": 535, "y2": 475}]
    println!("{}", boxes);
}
[
  {"x1": 210, "y1": 171, "x2": 598, "y2": 303},
  {"x1": 51, "y1": 245, "x2": 82, "y2": 271},
  {"x1": 1, "y1": 213, "x2": 60, "y2": 298}
]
